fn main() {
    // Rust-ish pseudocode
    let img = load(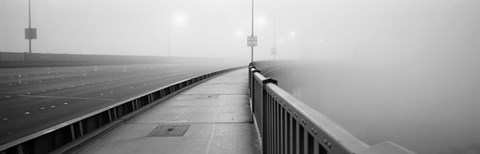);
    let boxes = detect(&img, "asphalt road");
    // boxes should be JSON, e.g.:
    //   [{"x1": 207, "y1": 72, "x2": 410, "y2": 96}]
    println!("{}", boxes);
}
[{"x1": 0, "y1": 61, "x2": 243, "y2": 145}]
